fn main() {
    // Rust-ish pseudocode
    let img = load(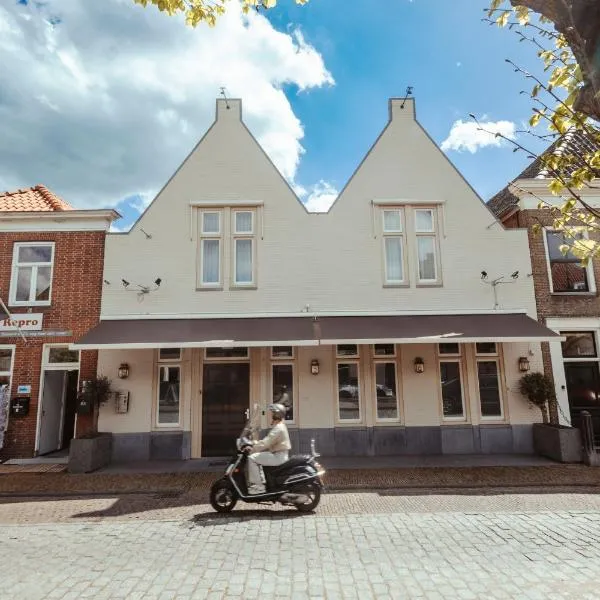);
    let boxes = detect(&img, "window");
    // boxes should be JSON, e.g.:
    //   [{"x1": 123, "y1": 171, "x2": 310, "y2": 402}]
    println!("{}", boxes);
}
[
  {"x1": 272, "y1": 364, "x2": 294, "y2": 422},
  {"x1": 415, "y1": 209, "x2": 438, "y2": 282},
  {"x1": 545, "y1": 231, "x2": 591, "y2": 293},
  {"x1": 337, "y1": 344, "x2": 359, "y2": 358},
  {"x1": 382, "y1": 209, "x2": 406, "y2": 285},
  {"x1": 157, "y1": 365, "x2": 181, "y2": 426},
  {"x1": 475, "y1": 342, "x2": 502, "y2": 418},
  {"x1": 48, "y1": 347, "x2": 79, "y2": 364},
  {"x1": 233, "y1": 210, "x2": 255, "y2": 286},
  {"x1": 476, "y1": 342, "x2": 497, "y2": 355},
  {"x1": 10, "y1": 243, "x2": 54, "y2": 305},
  {"x1": 0, "y1": 347, "x2": 14, "y2": 388},
  {"x1": 375, "y1": 362, "x2": 399, "y2": 421},
  {"x1": 199, "y1": 211, "x2": 222, "y2": 287},
  {"x1": 272, "y1": 346, "x2": 294, "y2": 359},
  {"x1": 439, "y1": 344, "x2": 464, "y2": 420},
  {"x1": 373, "y1": 344, "x2": 395, "y2": 357},
  {"x1": 562, "y1": 332, "x2": 596, "y2": 358},
  {"x1": 337, "y1": 363, "x2": 360, "y2": 421},
  {"x1": 205, "y1": 347, "x2": 249, "y2": 359},
  {"x1": 159, "y1": 348, "x2": 181, "y2": 361}
]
